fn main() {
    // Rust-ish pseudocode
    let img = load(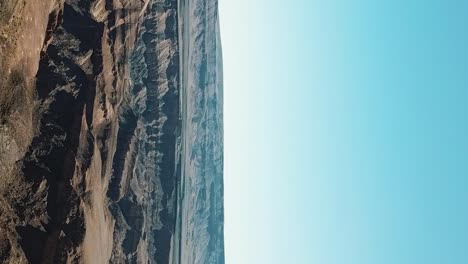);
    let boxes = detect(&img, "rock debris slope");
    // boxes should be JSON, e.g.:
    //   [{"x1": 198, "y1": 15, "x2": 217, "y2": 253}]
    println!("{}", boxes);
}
[{"x1": 0, "y1": 0, "x2": 224, "y2": 263}]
